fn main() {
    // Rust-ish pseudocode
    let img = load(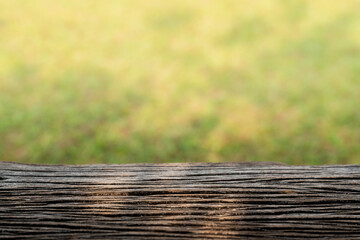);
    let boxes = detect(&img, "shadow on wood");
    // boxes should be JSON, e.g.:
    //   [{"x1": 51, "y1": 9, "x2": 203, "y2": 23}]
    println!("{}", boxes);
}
[{"x1": 1, "y1": 161, "x2": 360, "y2": 239}]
